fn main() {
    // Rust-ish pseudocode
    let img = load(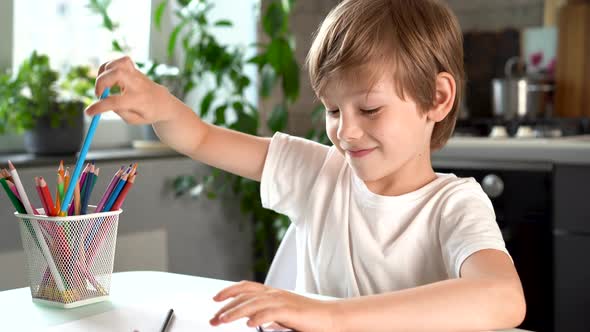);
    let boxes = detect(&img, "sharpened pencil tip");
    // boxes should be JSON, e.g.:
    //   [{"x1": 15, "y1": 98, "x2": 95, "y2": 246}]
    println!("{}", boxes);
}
[{"x1": 8, "y1": 160, "x2": 14, "y2": 170}]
